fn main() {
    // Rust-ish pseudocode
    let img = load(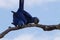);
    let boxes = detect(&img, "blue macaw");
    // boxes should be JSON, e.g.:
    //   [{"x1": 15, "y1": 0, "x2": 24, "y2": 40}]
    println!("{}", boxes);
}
[{"x1": 12, "y1": 0, "x2": 39, "y2": 26}]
